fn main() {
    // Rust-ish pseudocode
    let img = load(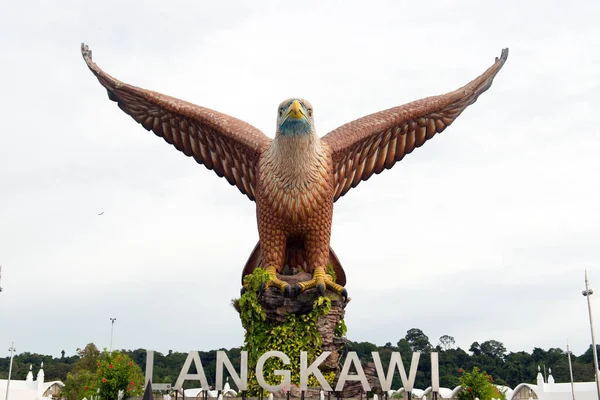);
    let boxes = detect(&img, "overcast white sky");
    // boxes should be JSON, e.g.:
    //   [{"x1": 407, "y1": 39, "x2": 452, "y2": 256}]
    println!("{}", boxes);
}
[{"x1": 1, "y1": 0, "x2": 599, "y2": 361}]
